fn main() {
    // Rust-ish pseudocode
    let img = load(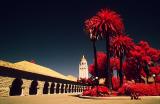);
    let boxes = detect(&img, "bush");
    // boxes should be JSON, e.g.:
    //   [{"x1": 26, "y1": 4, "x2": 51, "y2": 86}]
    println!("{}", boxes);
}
[
  {"x1": 118, "y1": 83, "x2": 160, "y2": 96},
  {"x1": 82, "y1": 86, "x2": 109, "y2": 96}
]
